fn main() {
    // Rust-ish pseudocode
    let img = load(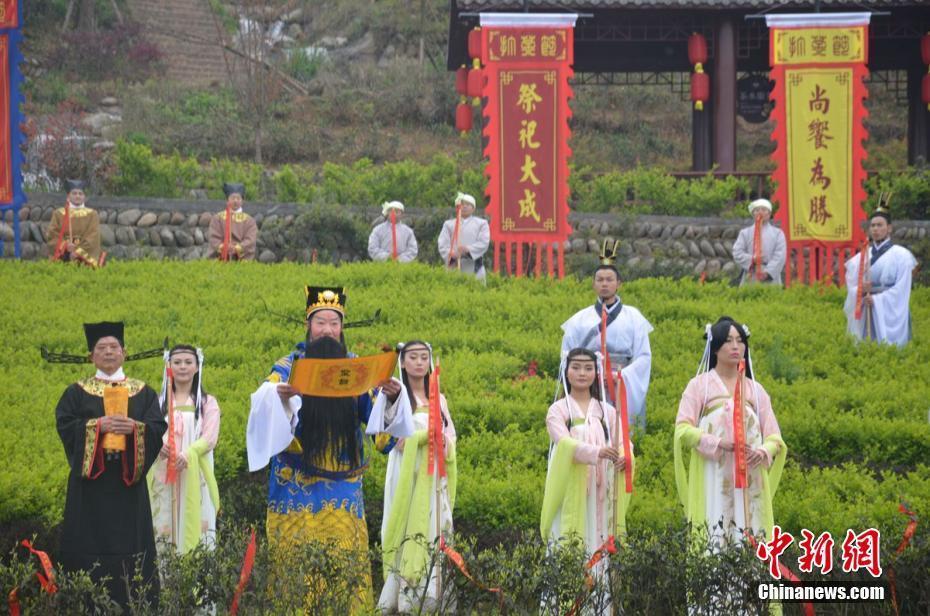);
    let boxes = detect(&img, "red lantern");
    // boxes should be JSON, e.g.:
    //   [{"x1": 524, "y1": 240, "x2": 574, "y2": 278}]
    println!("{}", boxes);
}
[
  {"x1": 455, "y1": 65, "x2": 468, "y2": 96},
  {"x1": 467, "y1": 67, "x2": 484, "y2": 105},
  {"x1": 688, "y1": 33, "x2": 708, "y2": 66},
  {"x1": 691, "y1": 71, "x2": 710, "y2": 111},
  {"x1": 921, "y1": 33, "x2": 930, "y2": 66},
  {"x1": 922, "y1": 72, "x2": 930, "y2": 111},
  {"x1": 455, "y1": 102, "x2": 473, "y2": 135},
  {"x1": 468, "y1": 27, "x2": 482, "y2": 61}
]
